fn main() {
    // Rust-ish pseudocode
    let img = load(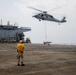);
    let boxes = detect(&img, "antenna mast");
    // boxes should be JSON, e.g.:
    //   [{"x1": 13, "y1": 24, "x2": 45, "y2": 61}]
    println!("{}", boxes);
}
[{"x1": 1, "y1": 19, "x2": 2, "y2": 25}]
